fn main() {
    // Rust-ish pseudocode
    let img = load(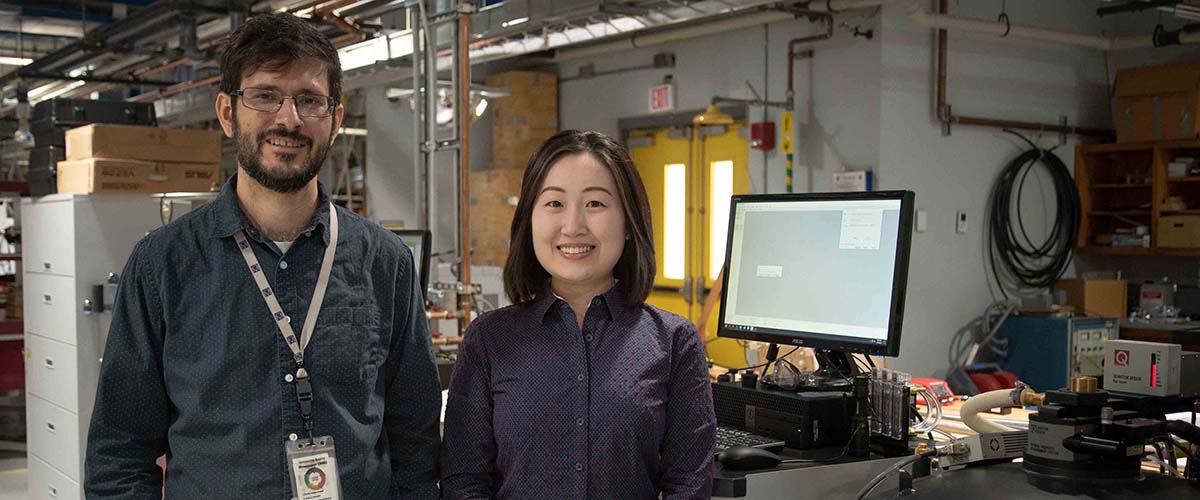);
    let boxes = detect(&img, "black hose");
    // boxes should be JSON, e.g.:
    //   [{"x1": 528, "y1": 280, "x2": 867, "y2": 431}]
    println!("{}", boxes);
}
[{"x1": 987, "y1": 131, "x2": 1080, "y2": 298}]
